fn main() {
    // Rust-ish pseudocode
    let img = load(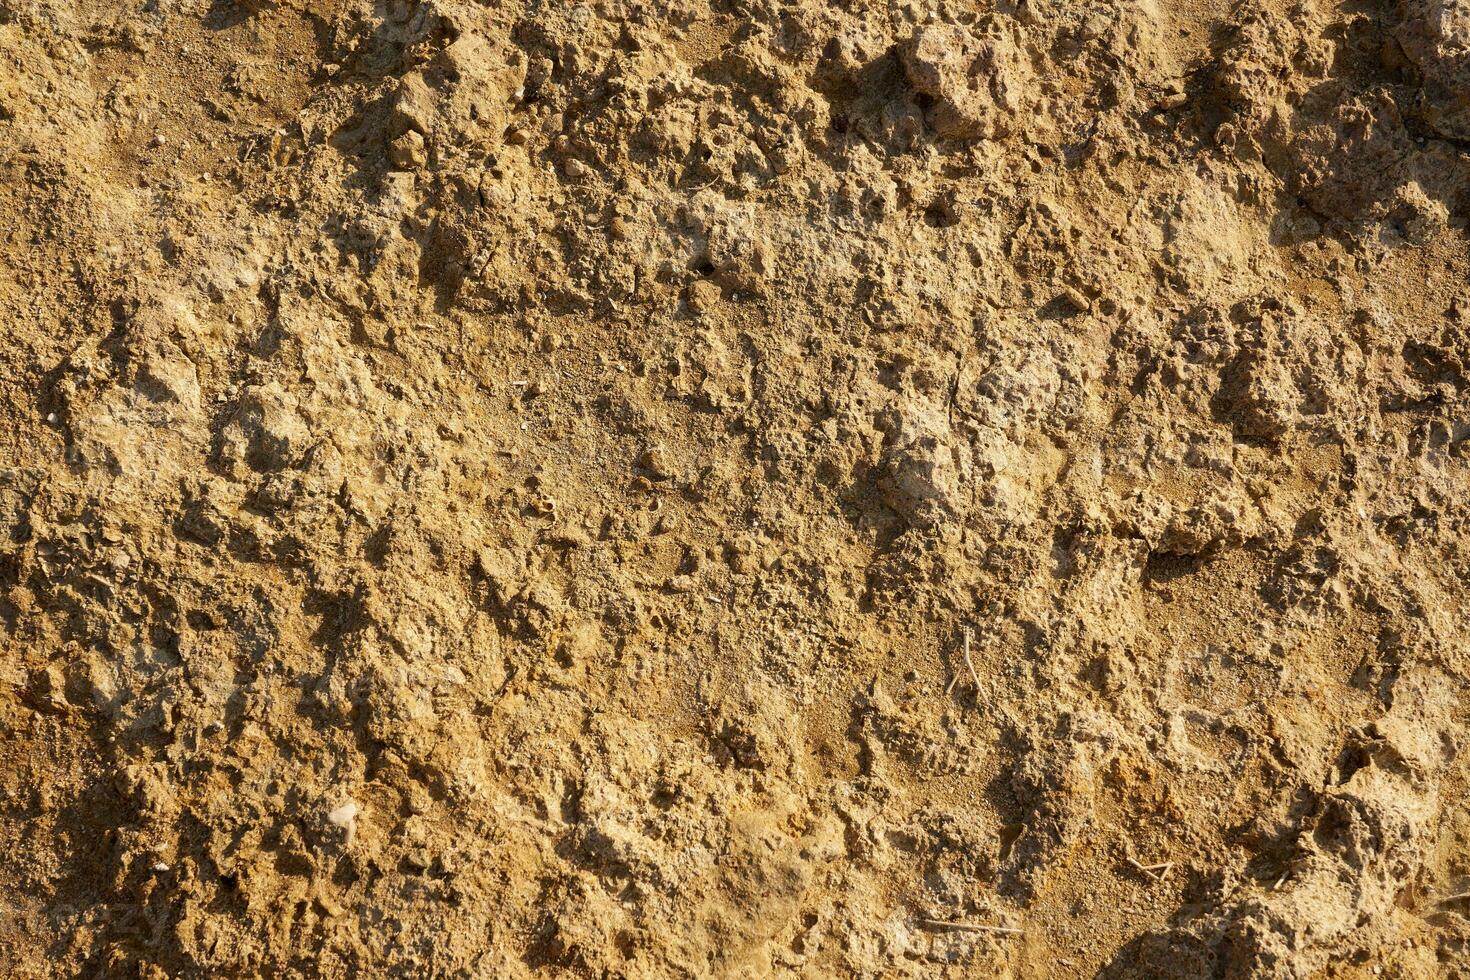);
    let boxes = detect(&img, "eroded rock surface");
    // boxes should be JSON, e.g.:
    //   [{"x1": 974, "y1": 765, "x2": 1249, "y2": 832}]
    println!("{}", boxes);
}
[{"x1": 2, "y1": 0, "x2": 1469, "y2": 977}]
